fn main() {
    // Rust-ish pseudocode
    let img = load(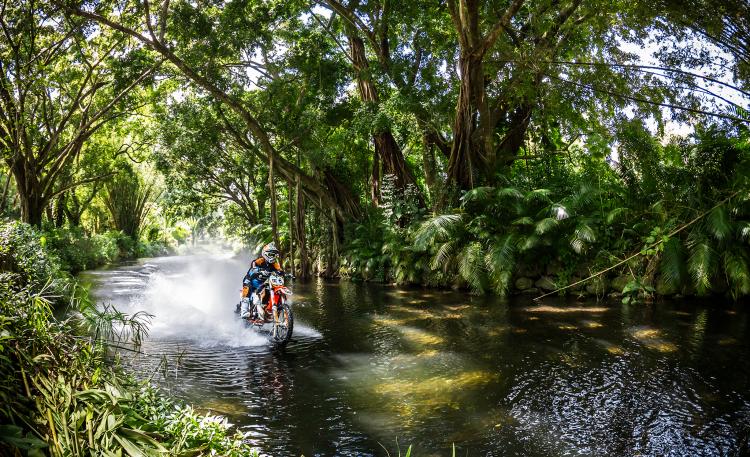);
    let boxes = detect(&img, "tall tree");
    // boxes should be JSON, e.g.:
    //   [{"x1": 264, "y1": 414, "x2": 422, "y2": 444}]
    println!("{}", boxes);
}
[
  {"x1": 65, "y1": 0, "x2": 362, "y2": 226},
  {"x1": 322, "y1": 0, "x2": 420, "y2": 202},
  {"x1": 444, "y1": 0, "x2": 600, "y2": 189},
  {"x1": 0, "y1": 0, "x2": 156, "y2": 225}
]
